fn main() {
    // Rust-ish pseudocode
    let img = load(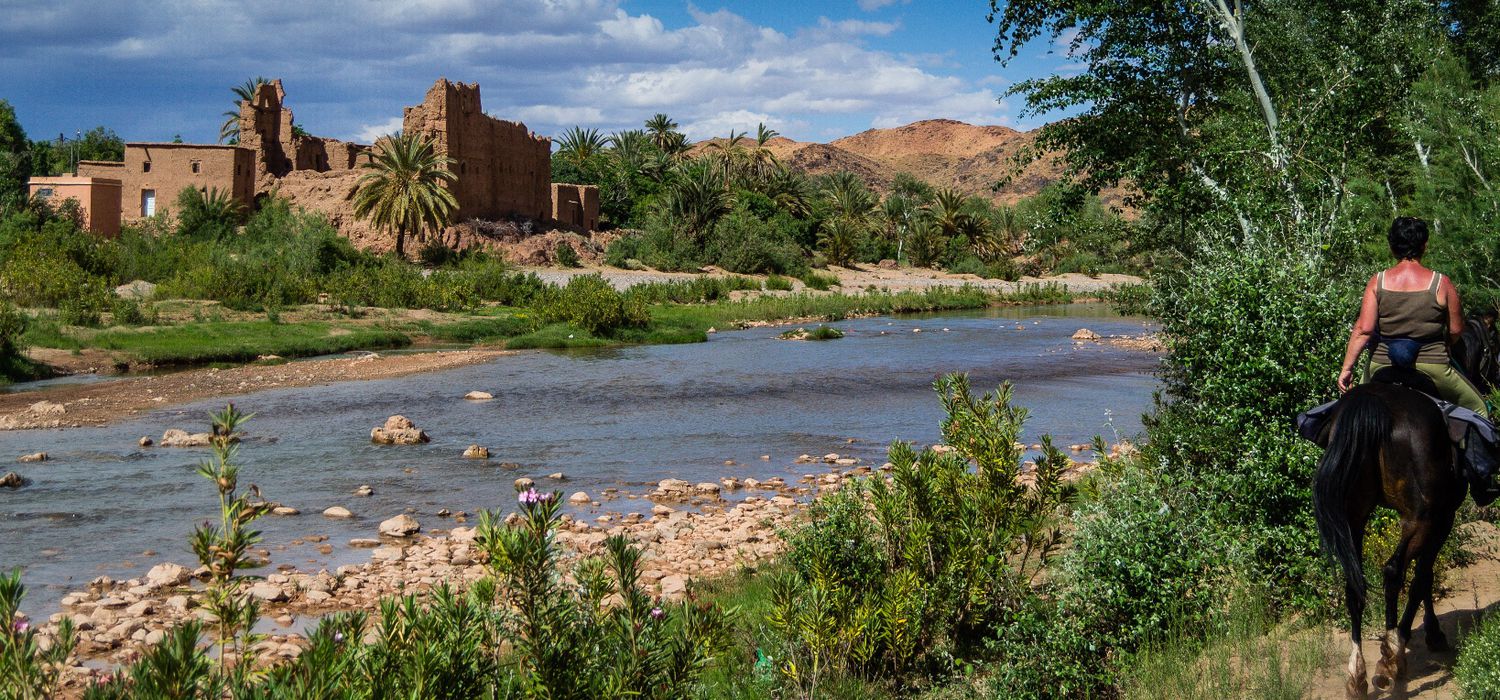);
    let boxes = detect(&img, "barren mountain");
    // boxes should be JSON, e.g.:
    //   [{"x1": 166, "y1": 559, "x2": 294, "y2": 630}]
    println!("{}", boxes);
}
[{"x1": 694, "y1": 119, "x2": 1105, "y2": 206}]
